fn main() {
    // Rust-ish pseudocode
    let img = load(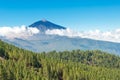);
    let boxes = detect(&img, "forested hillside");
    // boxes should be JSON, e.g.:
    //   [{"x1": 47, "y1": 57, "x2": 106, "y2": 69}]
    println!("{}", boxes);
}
[{"x1": 0, "y1": 40, "x2": 120, "y2": 80}]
